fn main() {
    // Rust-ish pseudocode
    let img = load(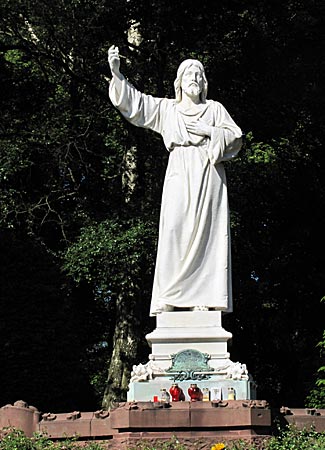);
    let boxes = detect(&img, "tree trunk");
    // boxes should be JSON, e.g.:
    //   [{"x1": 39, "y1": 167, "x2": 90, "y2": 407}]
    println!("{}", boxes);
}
[
  {"x1": 102, "y1": 143, "x2": 142, "y2": 408},
  {"x1": 122, "y1": 145, "x2": 138, "y2": 204},
  {"x1": 102, "y1": 288, "x2": 141, "y2": 408}
]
